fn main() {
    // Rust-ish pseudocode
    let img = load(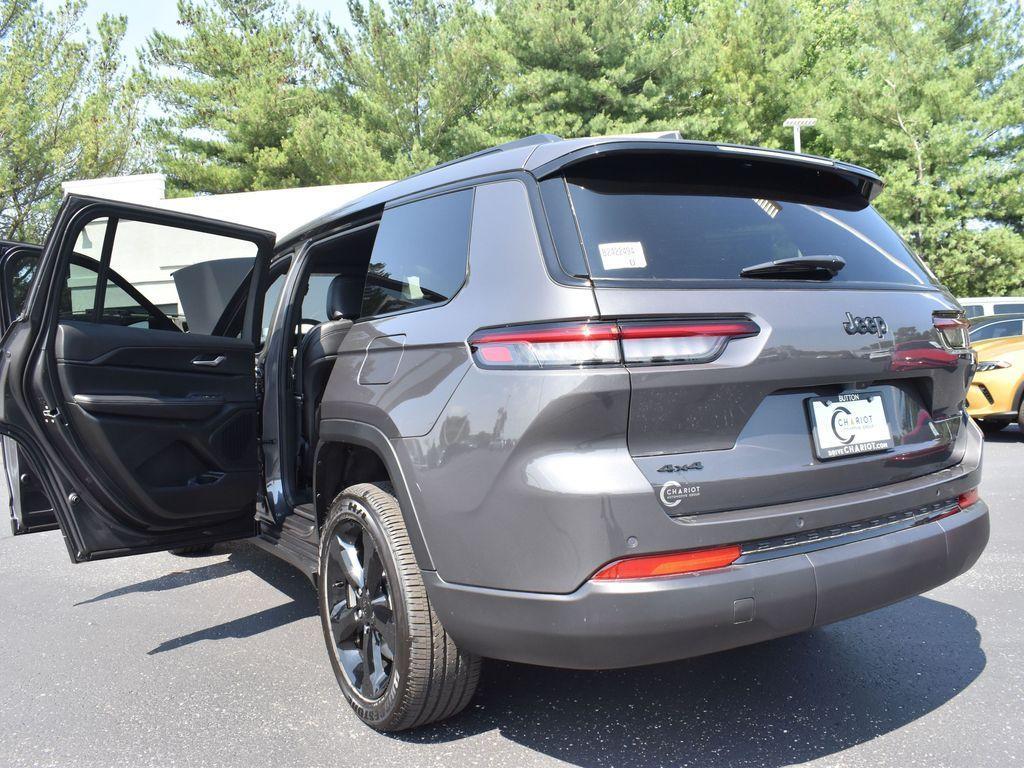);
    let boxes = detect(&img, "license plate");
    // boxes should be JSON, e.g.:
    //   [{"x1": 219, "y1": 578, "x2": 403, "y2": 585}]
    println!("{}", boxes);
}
[{"x1": 807, "y1": 391, "x2": 894, "y2": 460}]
